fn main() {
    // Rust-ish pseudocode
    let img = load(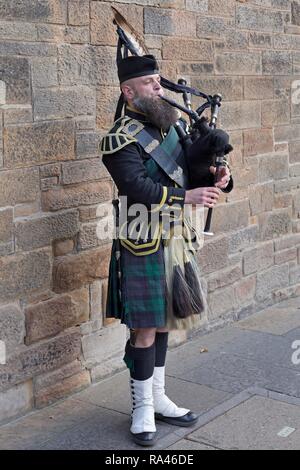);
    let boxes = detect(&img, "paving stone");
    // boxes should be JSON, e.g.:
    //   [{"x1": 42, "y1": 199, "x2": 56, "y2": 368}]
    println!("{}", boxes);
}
[
  {"x1": 236, "y1": 305, "x2": 300, "y2": 335},
  {"x1": 166, "y1": 438, "x2": 218, "y2": 450},
  {"x1": 189, "y1": 396, "x2": 300, "y2": 450},
  {"x1": 77, "y1": 369, "x2": 231, "y2": 416}
]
